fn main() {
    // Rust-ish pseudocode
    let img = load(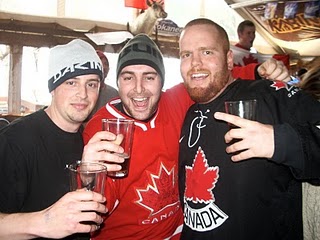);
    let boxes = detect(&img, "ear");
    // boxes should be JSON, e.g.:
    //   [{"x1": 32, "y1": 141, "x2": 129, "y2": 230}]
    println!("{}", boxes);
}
[{"x1": 227, "y1": 50, "x2": 234, "y2": 70}]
